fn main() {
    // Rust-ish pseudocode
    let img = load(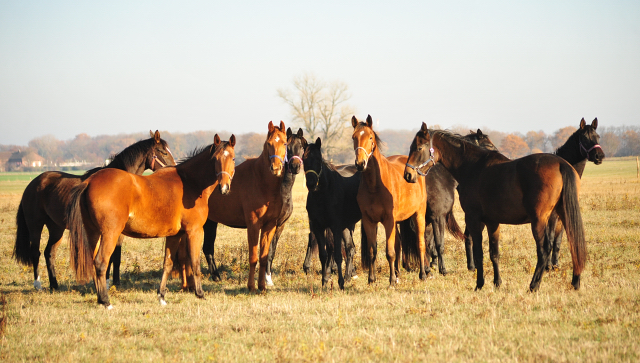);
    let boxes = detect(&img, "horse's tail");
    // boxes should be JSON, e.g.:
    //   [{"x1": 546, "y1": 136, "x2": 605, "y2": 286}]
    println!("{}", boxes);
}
[
  {"x1": 559, "y1": 163, "x2": 586, "y2": 275},
  {"x1": 399, "y1": 219, "x2": 421, "y2": 270},
  {"x1": 445, "y1": 210, "x2": 465, "y2": 241},
  {"x1": 66, "y1": 182, "x2": 94, "y2": 283},
  {"x1": 13, "y1": 203, "x2": 32, "y2": 266}
]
